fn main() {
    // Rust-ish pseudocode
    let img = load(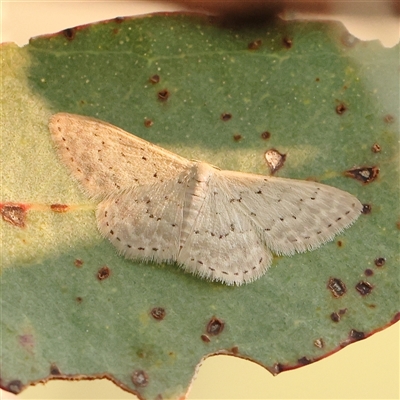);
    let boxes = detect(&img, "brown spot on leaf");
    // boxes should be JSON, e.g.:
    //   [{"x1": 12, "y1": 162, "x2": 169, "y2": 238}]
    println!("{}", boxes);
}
[
  {"x1": 76, "y1": 296, "x2": 83, "y2": 303},
  {"x1": 230, "y1": 346, "x2": 239, "y2": 354},
  {"x1": 371, "y1": 143, "x2": 381, "y2": 153},
  {"x1": 344, "y1": 166, "x2": 379, "y2": 184},
  {"x1": 144, "y1": 119, "x2": 153, "y2": 127},
  {"x1": 336, "y1": 103, "x2": 347, "y2": 115},
  {"x1": 364, "y1": 268, "x2": 374, "y2": 276},
  {"x1": 330, "y1": 312, "x2": 341, "y2": 322},
  {"x1": 374, "y1": 257, "x2": 386, "y2": 267},
  {"x1": 315, "y1": 77, "x2": 320, "y2": 82},
  {"x1": 362, "y1": 204, "x2": 372, "y2": 214},
  {"x1": 201, "y1": 334, "x2": 211, "y2": 343},
  {"x1": 7, "y1": 380, "x2": 23, "y2": 394},
  {"x1": 314, "y1": 338, "x2": 324, "y2": 348},
  {"x1": 355, "y1": 281, "x2": 373, "y2": 296},
  {"x1": 50, "y1": 363, "x2": 61, "y2": 375},
  {"x1": 327, "y1": 277, "x2": 347, "y2": 298},
  {"x1": 114, "y1": 16, "x2": 125, "y2": 24},
  {"x1": 261, "y1": 131, "x2": 271, "y2": 140},
  {"x1": 50, "y1": 204, "x2": 69, "y2": 213},
  {"x1": 248, "y1": 39, "x2": 262, "y2": 50},
  {"x1": 151, "y1": 307, "x2": 166, "y2": 321},
  {"x1": 349, "y1": 329, "x2": 365, "y2": 341},
  {"x1": 149, "y1": 74, "x2": 160, "y2": 84},
  {"x1": 74, "y1": 259, "x2": 84, "y2": 268},
  {"x1": 63, "y1": 28, "x2": 76, "y2": 40},
  {"x1": 131, "y1": 370, "x2": 149, "y2": 387},
  {"x1": 383, "y1": 114, "x2": 394, "y2": 123},
  {"x1": 282, "y1": 37, "x2": 293, "y2": 48},
  {"x1": 298, "y1": 356, "x2": 311, "y2": 365},
  {"x1": 272, "y1": 363, "x2": 284, "y2": 374},
  {"x1": 221, "y1": 112, "x2": 232, "y2": 121},
  {"x1": 206, "y1": 317, "x2": 224, "y2": 336},
  {"x1": 1, "y1": 204, "x2": 27, "y2": 228},
  {"x1": 158, "y1": 89, "x2": 169, "y2": 101},
  {"x1": 264, "y1": 148, "x2": 286, "y2": 174},
  {"x1": 233, "y1": 134, "x2": 242, "y2": 142},
  {"x1": 97, "y1": 266, "x2": 110, "y2": 280},
  {"x1": 337, "y1": 240, "x2": 343, "y2": 247},
  {"x1": 19, "y1": 334, "x2": 34, "y2": 352}
]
